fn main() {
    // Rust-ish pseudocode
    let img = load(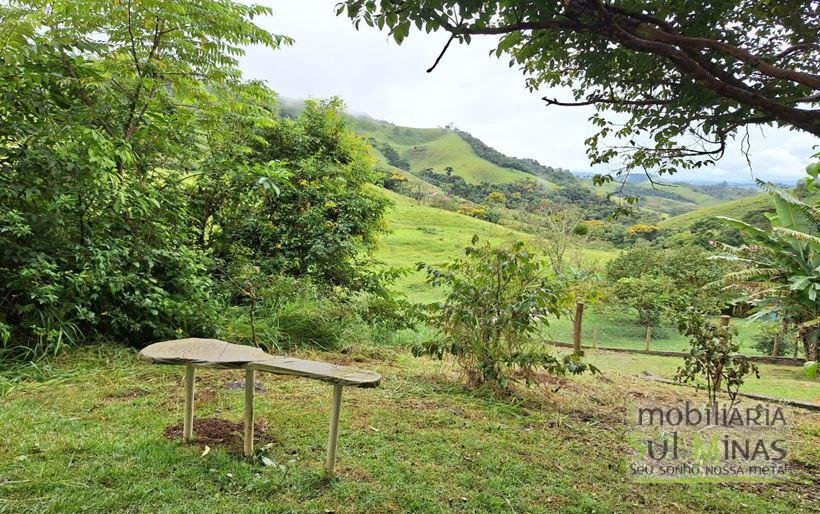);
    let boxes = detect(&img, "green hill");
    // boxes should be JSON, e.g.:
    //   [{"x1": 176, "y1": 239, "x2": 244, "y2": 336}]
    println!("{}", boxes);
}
[
  {"x1": 352, "y1": 115, "x2": 758, "y2": 219},
  {"x1": 658, "y1": 193, "x2": 773, "y2": 231},
  {"x1": 350, "y1": 118, "x2": 555, "y2": 186},
  {"x1": 593, "y1": 178, "x2": 754, "y2": 217}
]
